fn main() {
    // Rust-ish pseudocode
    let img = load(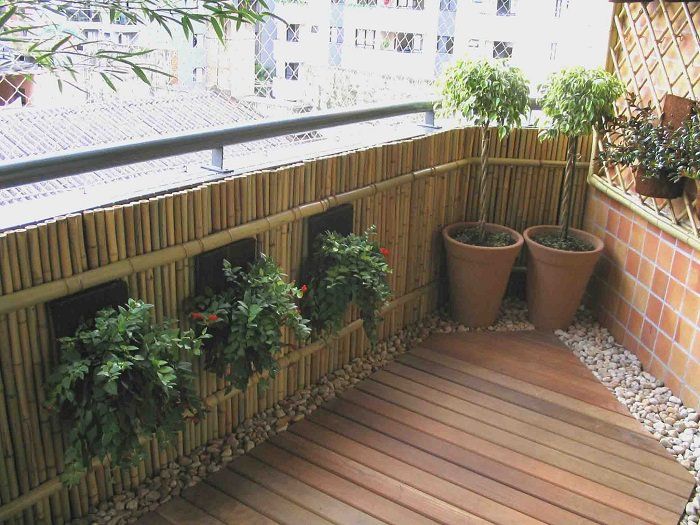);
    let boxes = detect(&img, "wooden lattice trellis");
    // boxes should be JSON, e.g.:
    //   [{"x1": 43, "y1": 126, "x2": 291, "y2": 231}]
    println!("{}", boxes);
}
[{"x1": 589, "y1": 0, "x2": 700, "y2": 249}]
